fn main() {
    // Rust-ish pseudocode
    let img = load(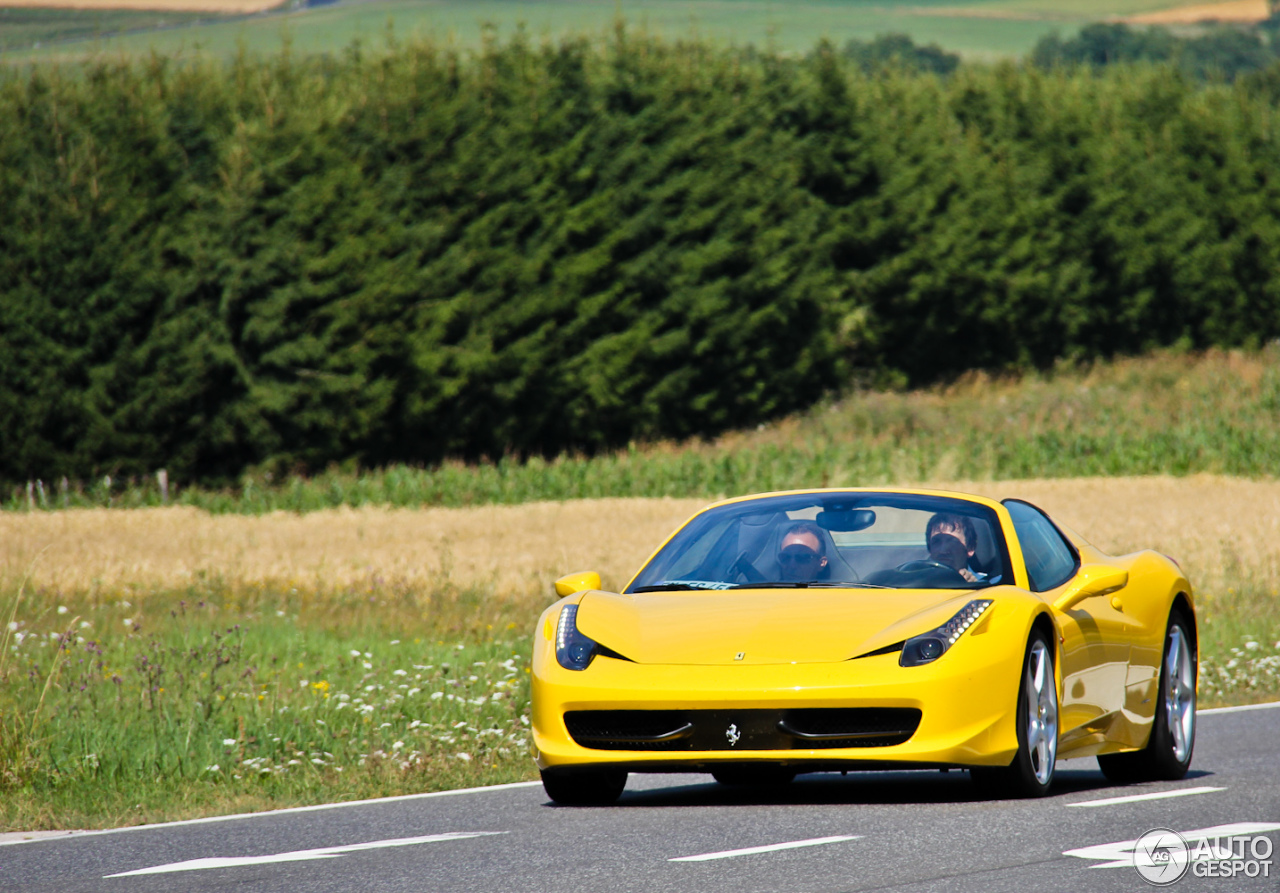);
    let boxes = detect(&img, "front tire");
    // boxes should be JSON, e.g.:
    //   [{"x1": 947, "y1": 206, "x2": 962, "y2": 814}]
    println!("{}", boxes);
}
[
  {"x1": 1098, "y1": 610, "x2": 1196, "y2": 784},
  {"x1": 972, "y1": 628, "x2": 1058, "y2": 798},
  {"x1": 540, "y1": 768, "x2": 627, "y2": 805}
]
